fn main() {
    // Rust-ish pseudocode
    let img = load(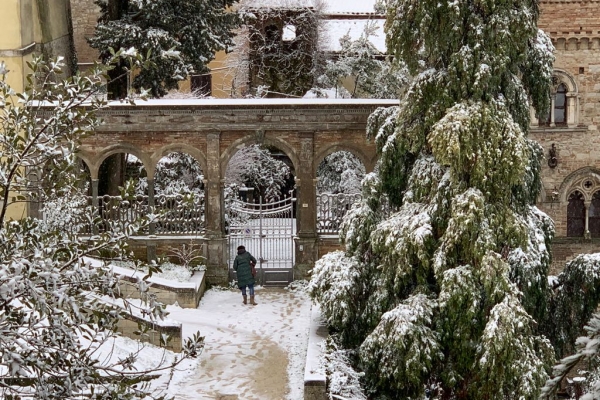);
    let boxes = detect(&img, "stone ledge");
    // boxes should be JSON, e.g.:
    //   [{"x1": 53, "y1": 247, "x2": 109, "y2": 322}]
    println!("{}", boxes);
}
[
  {"x1": 116, "y1": 268, "x2": 206, "y2": 309},
  {"x1": 116, "y1": 308, "x2": 183, "y2": 352},
  {"x1": 304, "y1": 304, "x2": 328, "y2": 400}
]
